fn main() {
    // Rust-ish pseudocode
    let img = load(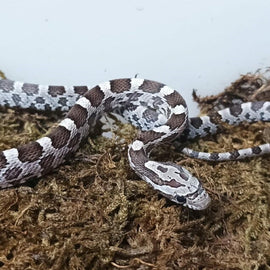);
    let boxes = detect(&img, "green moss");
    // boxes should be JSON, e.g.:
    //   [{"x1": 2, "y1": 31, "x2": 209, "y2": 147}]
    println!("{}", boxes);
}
[{"x1": 0, "y1": 73, "x2": 269, "y2": 270}]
